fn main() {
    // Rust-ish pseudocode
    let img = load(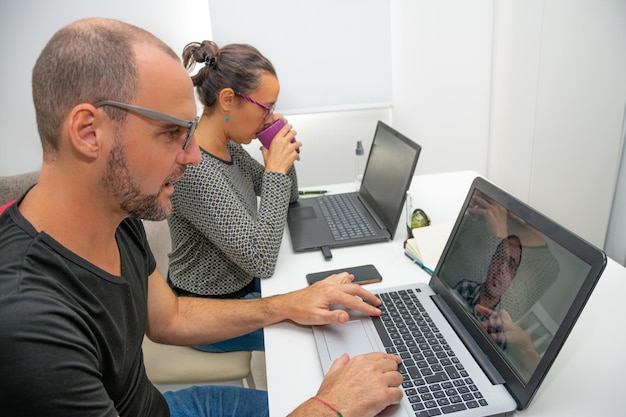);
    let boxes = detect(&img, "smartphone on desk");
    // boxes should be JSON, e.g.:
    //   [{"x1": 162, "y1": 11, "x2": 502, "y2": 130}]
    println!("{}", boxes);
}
[{"x1": 306, "y1": 264, "x2": 382, "y2": 286}]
